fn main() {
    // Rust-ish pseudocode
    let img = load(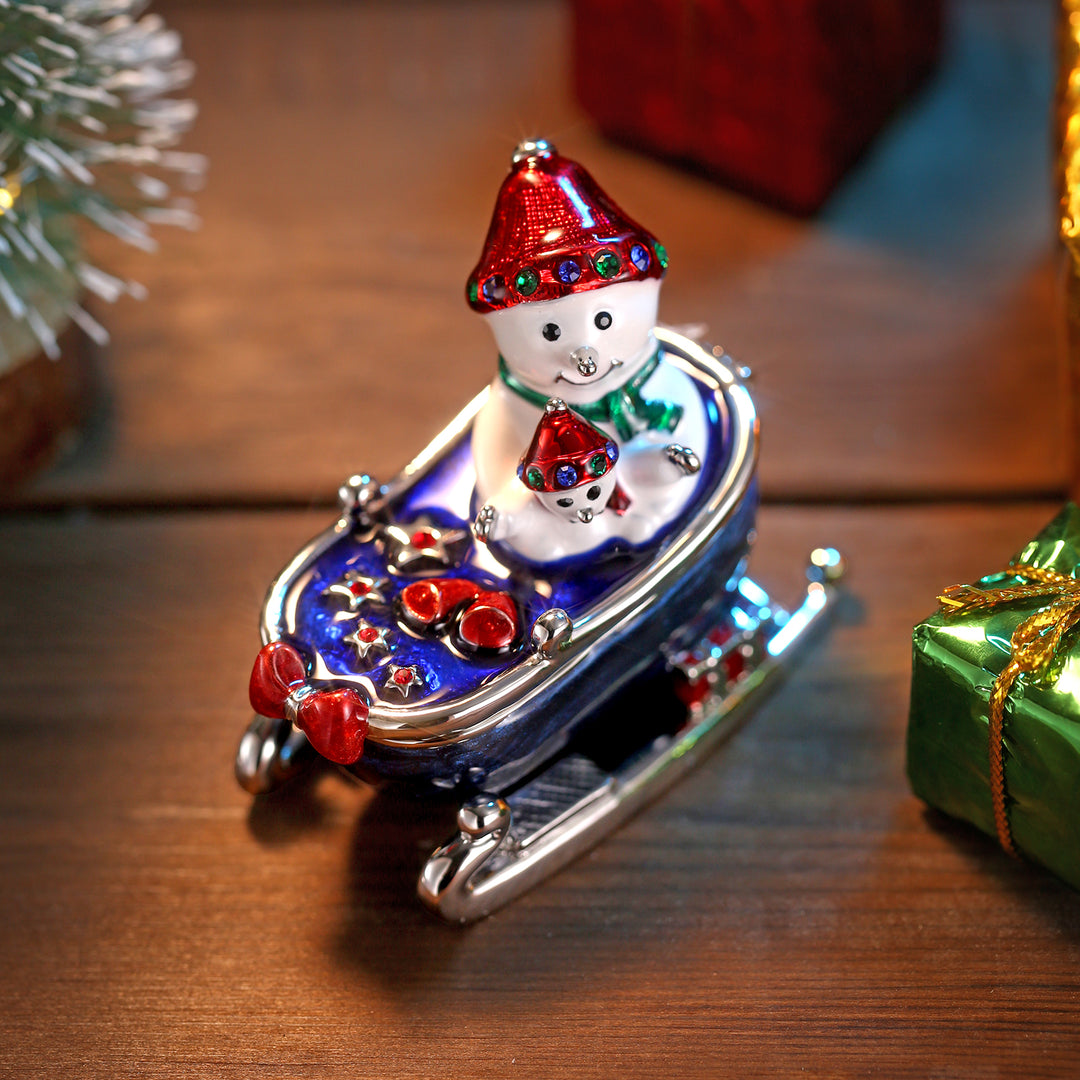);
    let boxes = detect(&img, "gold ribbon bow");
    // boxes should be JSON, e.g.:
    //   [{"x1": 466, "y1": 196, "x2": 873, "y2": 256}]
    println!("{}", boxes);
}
[{"x1": 938, "y1": 563, "x2": 1080, "y2": 857}]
